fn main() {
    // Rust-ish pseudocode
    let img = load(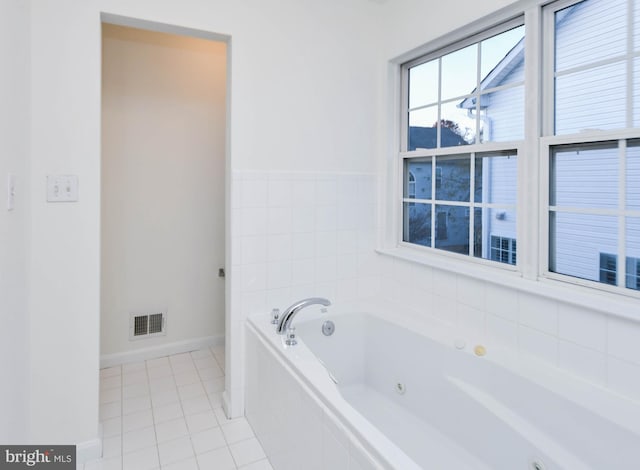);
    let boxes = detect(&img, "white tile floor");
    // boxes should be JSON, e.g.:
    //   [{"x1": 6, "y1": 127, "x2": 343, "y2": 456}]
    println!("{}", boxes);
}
[{"x1": 82, "y1": 346, "x2": 272, "y2": 470}]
